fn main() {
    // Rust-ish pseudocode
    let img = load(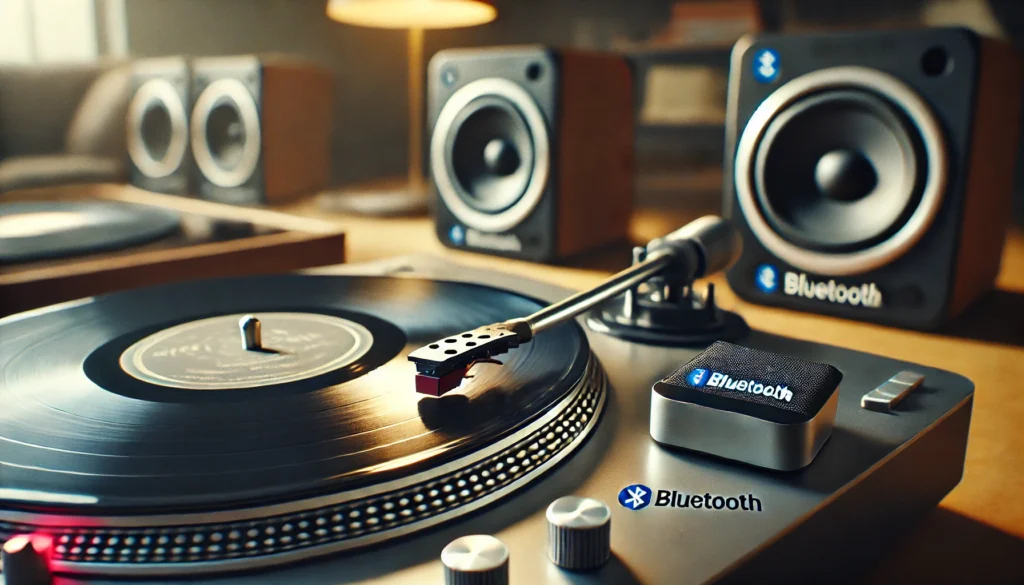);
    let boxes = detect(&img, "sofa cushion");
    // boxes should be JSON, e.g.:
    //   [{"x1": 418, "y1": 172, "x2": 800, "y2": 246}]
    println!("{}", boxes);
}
[
  {"x1": 0, "y1": 64, "x2": 103, "y2": 158},
  {"x1": 66, "y1": 64, "x2": 132, "y2": 158},
  {"x1": 0, "y1": 154, "x2": 125, "y2": 193}
]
